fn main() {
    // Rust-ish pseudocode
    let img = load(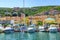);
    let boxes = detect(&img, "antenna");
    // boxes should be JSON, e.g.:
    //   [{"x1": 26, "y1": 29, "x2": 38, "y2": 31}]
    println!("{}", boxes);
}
[{"x1": 22, "y1": 0, "x2": 25, "y2": 13}]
